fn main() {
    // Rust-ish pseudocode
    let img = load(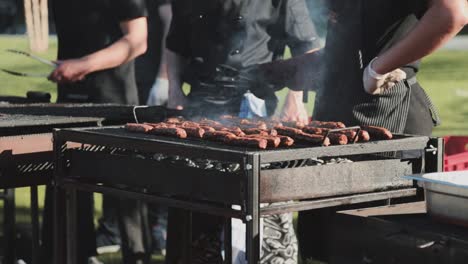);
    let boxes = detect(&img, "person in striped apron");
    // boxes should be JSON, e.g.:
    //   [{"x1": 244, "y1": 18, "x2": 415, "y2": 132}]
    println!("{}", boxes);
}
[{"x1": 296, "y1": 0, "x2": 468, "y2": 262}]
